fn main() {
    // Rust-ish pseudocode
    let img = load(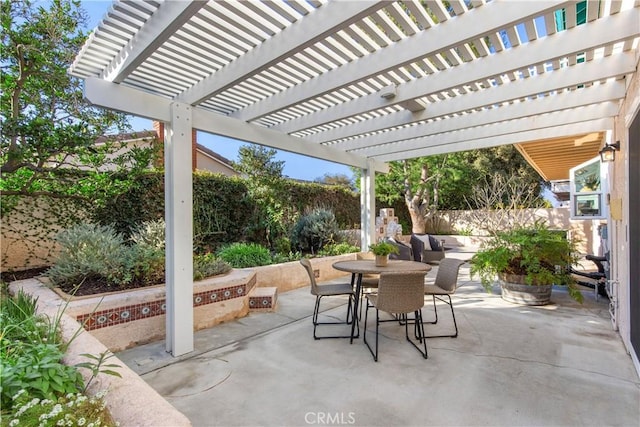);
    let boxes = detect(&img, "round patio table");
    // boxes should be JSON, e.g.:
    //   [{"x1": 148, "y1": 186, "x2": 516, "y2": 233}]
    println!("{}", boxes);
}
[{"x1": 332, "y1": 259, "x2": 431, "y2": 343}]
